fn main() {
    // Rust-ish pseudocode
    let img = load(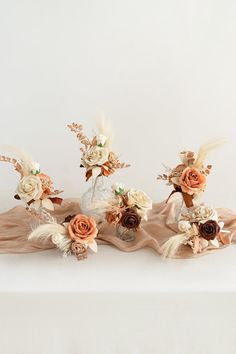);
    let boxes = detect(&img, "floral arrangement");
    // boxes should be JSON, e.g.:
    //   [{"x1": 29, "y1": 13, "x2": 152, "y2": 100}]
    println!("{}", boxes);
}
[
  {"x1": 157, "y1": 140, "x2": 225, "y2": 207},
  {"x1": 68, "y1": 120, "x2": 130, "y2": 181},
  {"x1": 105, "y1": 183, "x2": 152, "y2": 240},
  {"x1": 0, "y1": 148, "x2": 63, "y2": 215},
  {"x1": 28, "y1": 214, "x2": 98, "y2": 260},
  {"x1": 161, "y1": 204, "x2": 231, "y2": 258}
]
